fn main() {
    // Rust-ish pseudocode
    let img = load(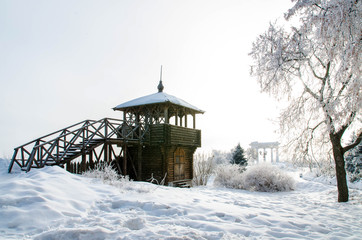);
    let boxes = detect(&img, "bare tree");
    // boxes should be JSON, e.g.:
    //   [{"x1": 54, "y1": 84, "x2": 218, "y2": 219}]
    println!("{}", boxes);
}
[{"x1": 250, "y1": 0, "x2": 361, "y2": 202}]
